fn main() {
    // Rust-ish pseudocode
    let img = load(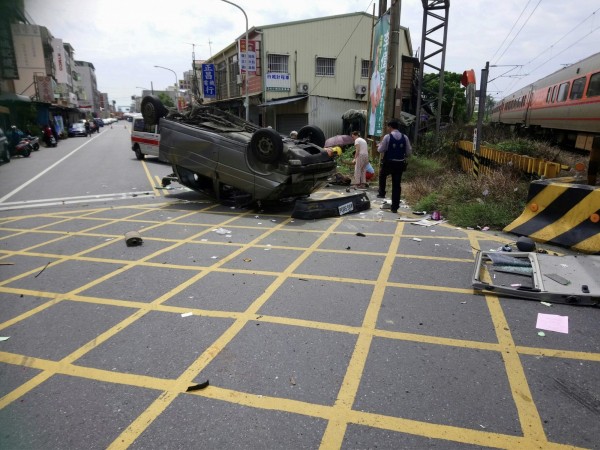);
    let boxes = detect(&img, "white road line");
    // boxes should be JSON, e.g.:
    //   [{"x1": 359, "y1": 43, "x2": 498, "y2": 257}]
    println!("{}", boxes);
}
[
  {"x1": 0, "y1": 134, "x2": 100, "y2": 203},
  {"x1": 0, "y1": 191, "x2": 157, "y2": 212}
]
